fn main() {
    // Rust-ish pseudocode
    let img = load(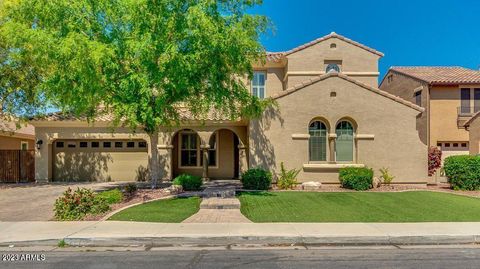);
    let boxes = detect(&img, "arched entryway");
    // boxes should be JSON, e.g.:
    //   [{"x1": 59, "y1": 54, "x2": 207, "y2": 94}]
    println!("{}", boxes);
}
[{"x1": 171, "y1": 128, "x2": 246, "y2": 180}]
